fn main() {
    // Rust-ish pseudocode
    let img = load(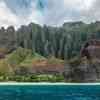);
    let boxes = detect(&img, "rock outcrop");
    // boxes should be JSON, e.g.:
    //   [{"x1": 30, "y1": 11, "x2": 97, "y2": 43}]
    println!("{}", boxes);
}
[
  {"x1": 81, "y1": 39, "x2": 100, "y2": 59},
  {"x1": 0, "y1": 26, "x2": 17, "y2": 54},
  {"x1": 65, "y1": 39, "x2": 100, "y2": 82},
  {"x1": 64, "y1": 57, "x2": 100, "y2": 82}
]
